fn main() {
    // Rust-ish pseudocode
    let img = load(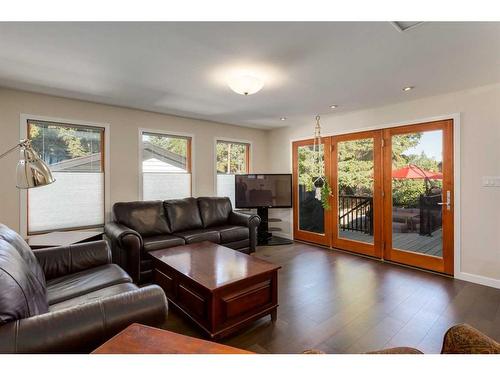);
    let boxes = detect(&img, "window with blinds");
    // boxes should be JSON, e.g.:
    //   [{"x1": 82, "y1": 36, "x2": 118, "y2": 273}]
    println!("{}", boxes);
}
[
  {"x1": 27, "y1": 119, "x2": 105, "y2": 234},
  {"x1": 216, "y1": 140, "x2": 250, "y2": 206},
  {"x1": 141, "y1": 131, "x2": 192, "y2": 200}
]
